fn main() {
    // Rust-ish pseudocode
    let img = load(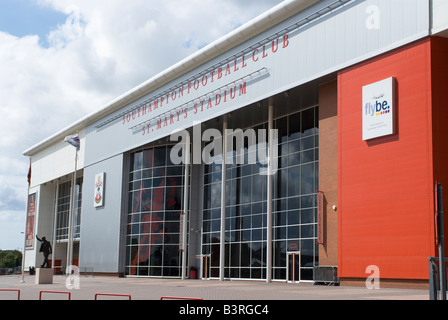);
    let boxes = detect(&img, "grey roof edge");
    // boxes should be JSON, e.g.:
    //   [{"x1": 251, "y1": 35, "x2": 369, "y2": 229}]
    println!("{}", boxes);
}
[{"x1": 23, "y1": 0, "x2": 318, "y2": 157}]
